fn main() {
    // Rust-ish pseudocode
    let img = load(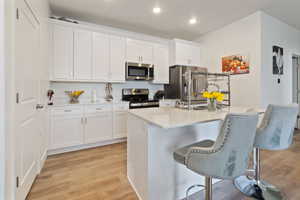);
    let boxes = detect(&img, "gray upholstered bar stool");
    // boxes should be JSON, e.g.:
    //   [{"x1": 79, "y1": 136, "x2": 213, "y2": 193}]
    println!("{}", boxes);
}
[
  {"x1": 173, "y1": 113, "x2": 259, "y2": 200},
  {"x1": 234, "y1": 104, "x2": 298, "y2": 200}
]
